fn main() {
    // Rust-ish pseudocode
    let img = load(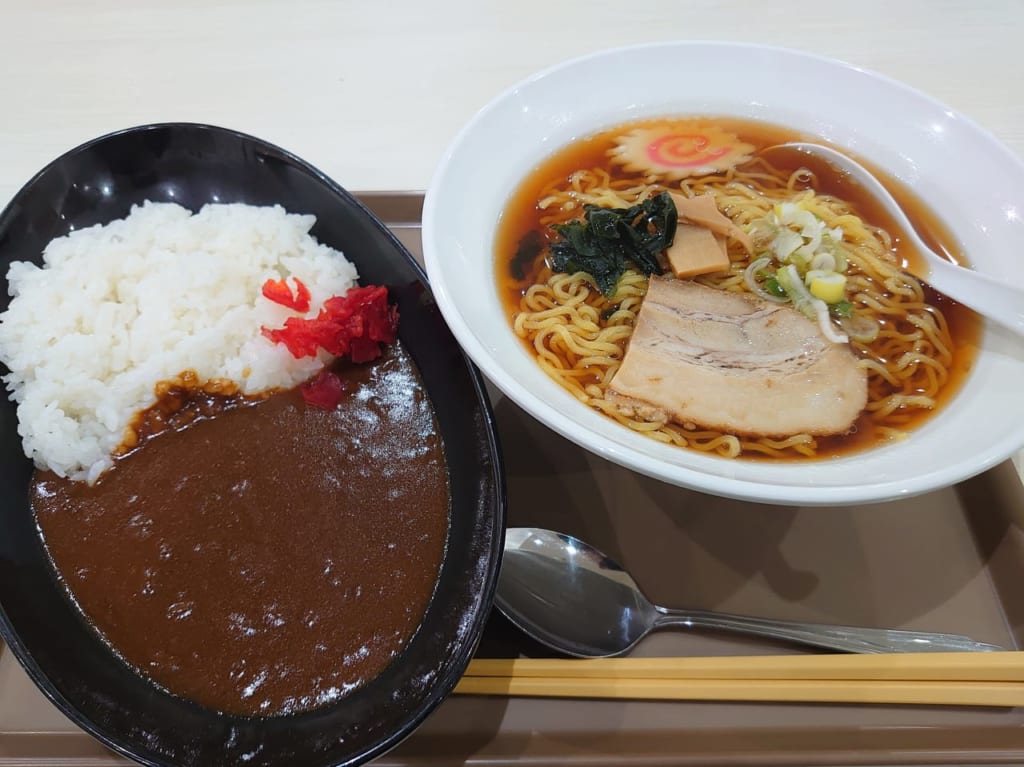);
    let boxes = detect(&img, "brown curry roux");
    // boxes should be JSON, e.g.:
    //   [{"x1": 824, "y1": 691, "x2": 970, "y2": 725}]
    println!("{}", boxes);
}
[{"x1": 33, "y1": 344, "x2": 449, "y2": 716}]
